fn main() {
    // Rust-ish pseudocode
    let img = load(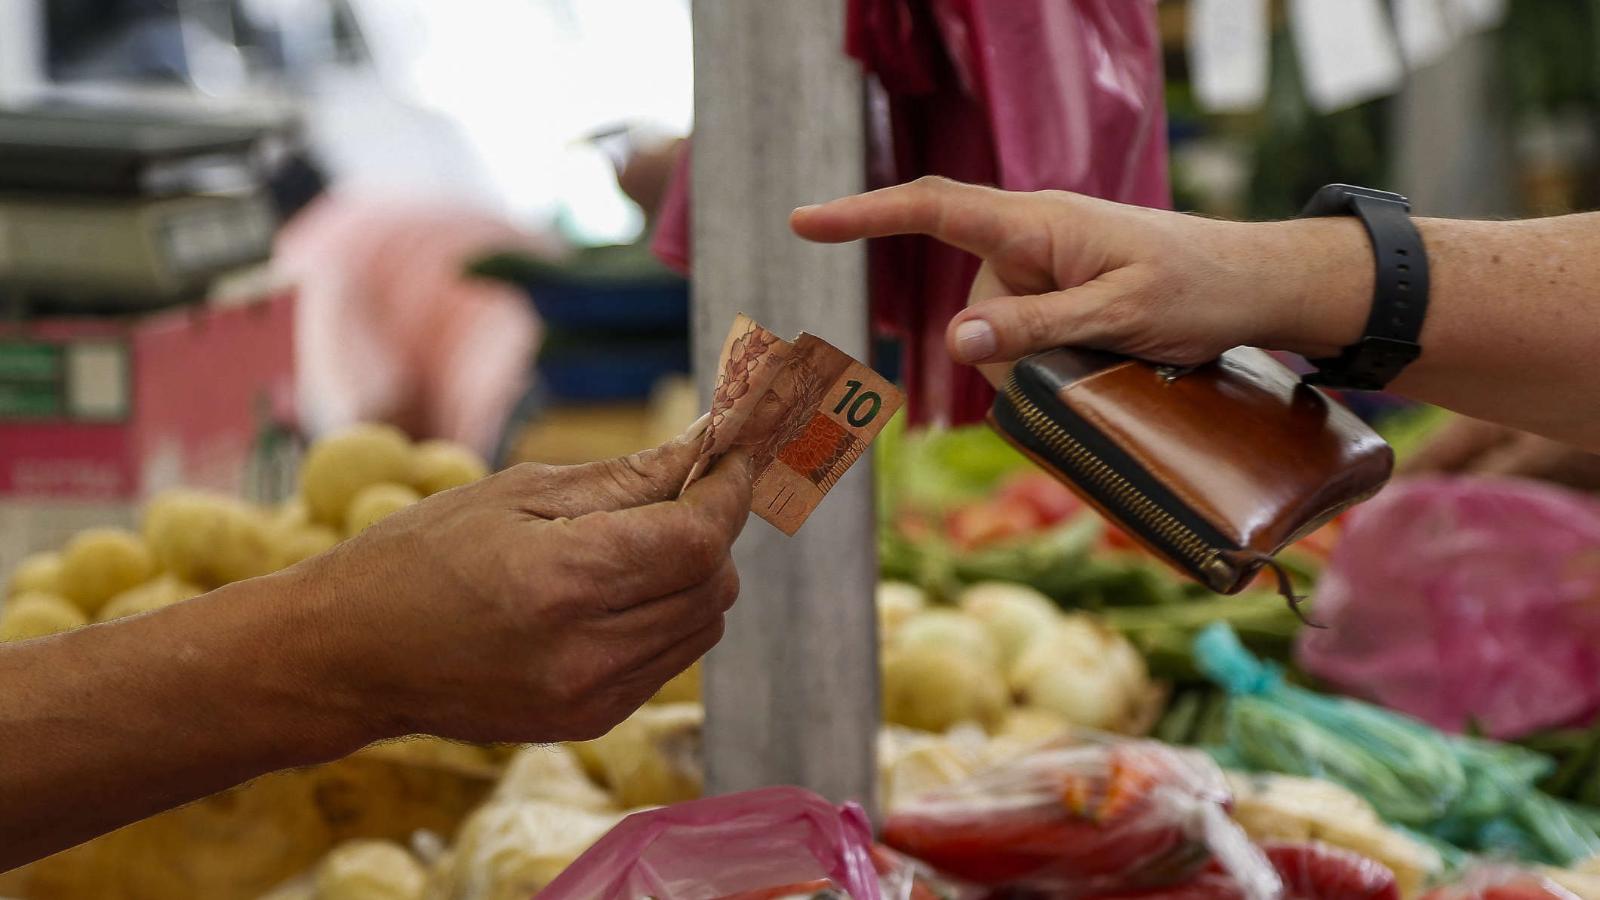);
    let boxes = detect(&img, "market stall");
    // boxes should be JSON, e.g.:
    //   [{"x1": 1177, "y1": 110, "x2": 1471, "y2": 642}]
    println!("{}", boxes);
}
[{"x1": 6, "y1": 0, "x2": 1600, "y2": 898}]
